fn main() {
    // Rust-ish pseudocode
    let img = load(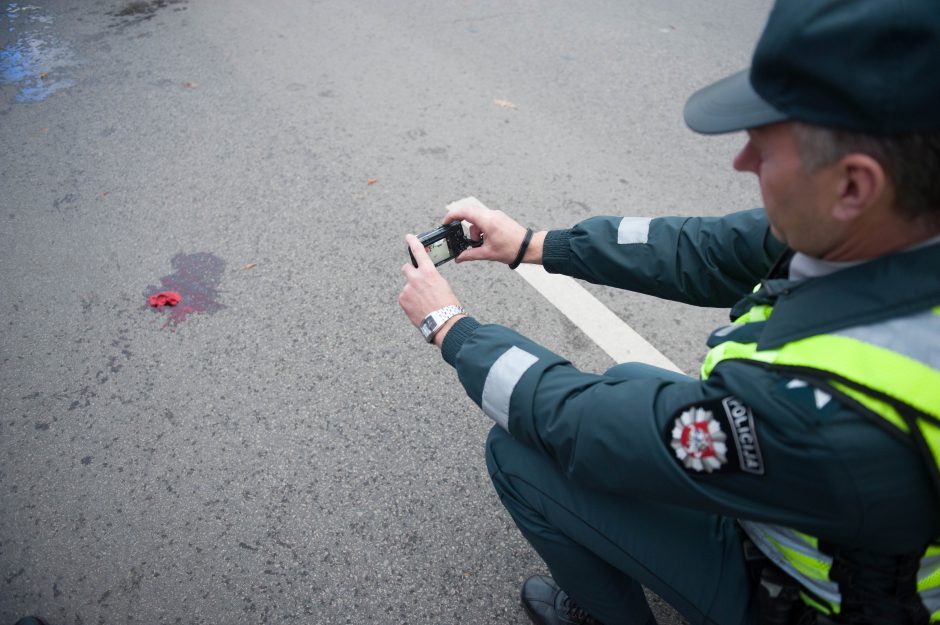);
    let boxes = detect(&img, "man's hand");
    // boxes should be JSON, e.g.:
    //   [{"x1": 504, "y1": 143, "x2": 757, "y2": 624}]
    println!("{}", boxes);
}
[
  {"x1": 399, "y1": 234, "x2": 465, "y2": 346},
  {"x1": 443, "y1": 200, "x2": 545, "y2": 265}
]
